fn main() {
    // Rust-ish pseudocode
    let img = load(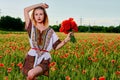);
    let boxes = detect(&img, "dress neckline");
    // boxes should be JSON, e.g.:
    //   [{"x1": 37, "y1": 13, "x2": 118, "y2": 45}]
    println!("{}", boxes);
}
[{"x1": 34, "y1": 26, "x2": 50, "y2": 33}]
